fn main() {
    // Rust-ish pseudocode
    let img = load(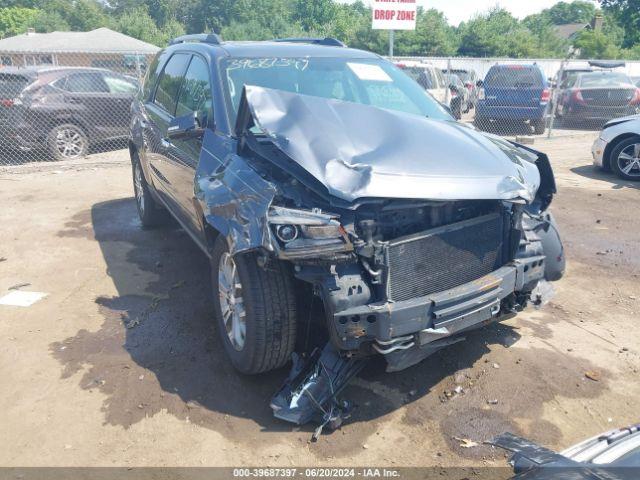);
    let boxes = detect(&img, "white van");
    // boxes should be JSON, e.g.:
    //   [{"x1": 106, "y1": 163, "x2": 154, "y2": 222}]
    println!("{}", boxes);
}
[{"x1": 395, "y1": 60, "x2": 449, "y2": 105}]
